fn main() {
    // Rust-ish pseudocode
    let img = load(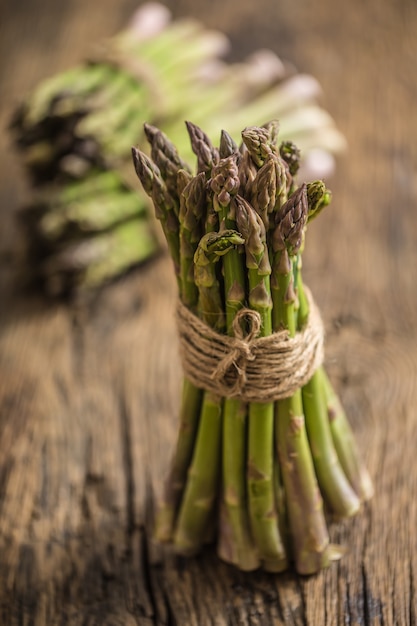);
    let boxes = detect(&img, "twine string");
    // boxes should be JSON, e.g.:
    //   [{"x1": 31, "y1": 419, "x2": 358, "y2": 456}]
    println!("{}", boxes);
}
[
  {"x1": 176, "y1": 287, "x2": 324, "y2": 403},
  {"x1": 210, "y1": 309, "x2": 261, "y2": 396}
]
